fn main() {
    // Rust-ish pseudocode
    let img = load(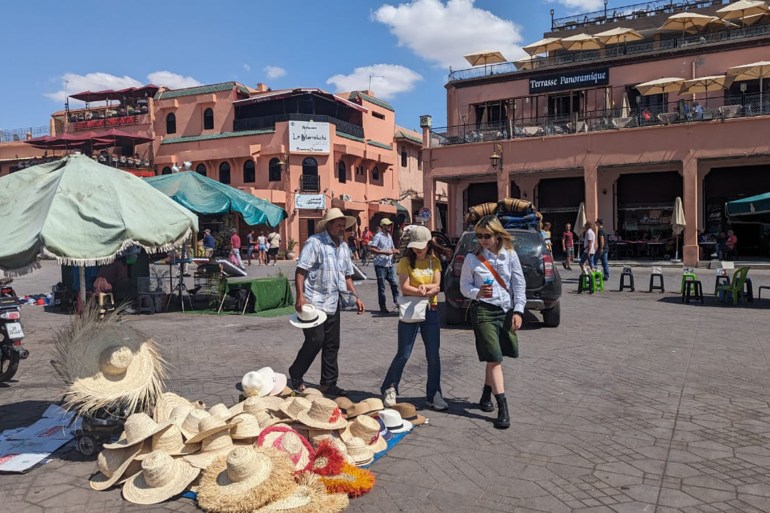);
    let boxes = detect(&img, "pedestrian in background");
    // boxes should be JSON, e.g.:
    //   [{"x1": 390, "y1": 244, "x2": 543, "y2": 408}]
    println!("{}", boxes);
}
[
  {"x1": 230, "y1": 228, "x2": 244, "y2": 269},
  {"x1": 267, "y1": 229, "x2": 281, "y2": 266},
  {"x1": 245, "y1": 229, "x2": 255, "y2": 266},
  {"x1": 257, "y1": 231, "x2": 268, "y2": 266},
  {"x1": 202, "y1": 229, "x2": 216, "y2": 258},
  {"x1": 369, "y1": 218, "x2": 400, "y2": 314},
  {"x1": 459, "y1": 216, "x2": 526, "y2": 429},
  {"x1": 562, "y1": 223, "x2": 574, "y2": 270},
  {"x1": 541, "y1": 222, "x2": 552, "y2": 252},
  {"x1": 595, "y1": 219, "x2": 609, "y2": 280},
  {"x1": 579, "y1": 221, "x2": 596, "y2": 272}
]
